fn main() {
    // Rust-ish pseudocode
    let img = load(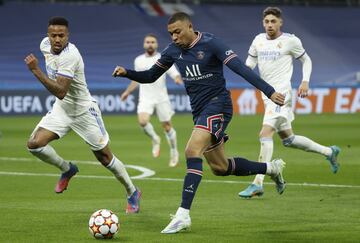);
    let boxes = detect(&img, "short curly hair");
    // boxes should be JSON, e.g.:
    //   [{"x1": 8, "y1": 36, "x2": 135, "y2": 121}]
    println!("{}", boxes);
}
[
  {"x1": 48, "y1": 16, "x2": 69, "y2": 27},
  {"x1": 263, "y1": 7, "x2": 282, "y2": 19}
]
